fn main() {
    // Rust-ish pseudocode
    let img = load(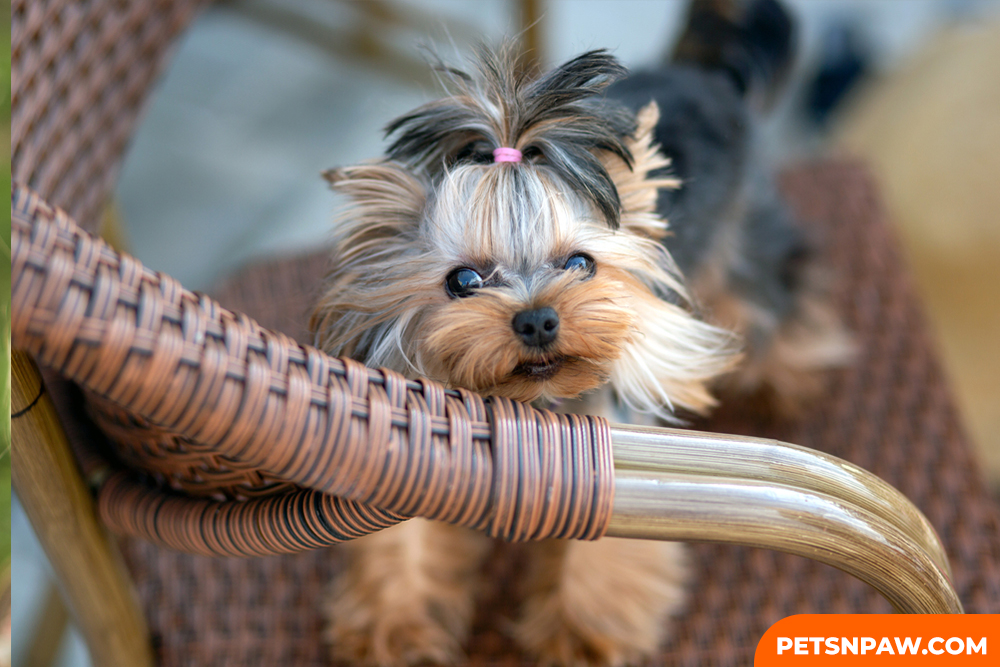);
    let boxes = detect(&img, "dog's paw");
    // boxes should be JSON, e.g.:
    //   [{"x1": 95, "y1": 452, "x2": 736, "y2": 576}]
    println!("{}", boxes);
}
[
  {"x1": 515, "y1": 608, "x2": 649, "y2": 667},
  {"x1": 514, "y1": 539, "x2": 688, "y2": 667},
  {"x1": 325, "y1": 521, "x2": 490, "y2": 666},
  {"x1": 326, "y1": 601, "x2": 464, "y2": 667}
]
